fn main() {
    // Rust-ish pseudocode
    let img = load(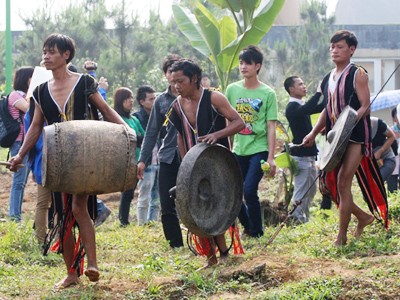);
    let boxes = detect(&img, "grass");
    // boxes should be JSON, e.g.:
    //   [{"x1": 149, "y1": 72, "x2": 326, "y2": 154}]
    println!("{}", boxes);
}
[{"x1": 1, "y1": 185, "x2": 400, "y2": 299}]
